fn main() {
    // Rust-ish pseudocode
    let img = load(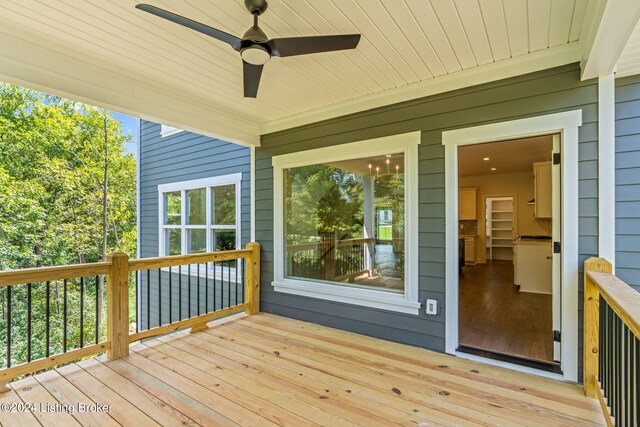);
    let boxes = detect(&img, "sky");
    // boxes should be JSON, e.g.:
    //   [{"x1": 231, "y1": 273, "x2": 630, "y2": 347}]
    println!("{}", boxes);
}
[{"x1": 111, "y1": 111, "x2": 139, "y2": 156}]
